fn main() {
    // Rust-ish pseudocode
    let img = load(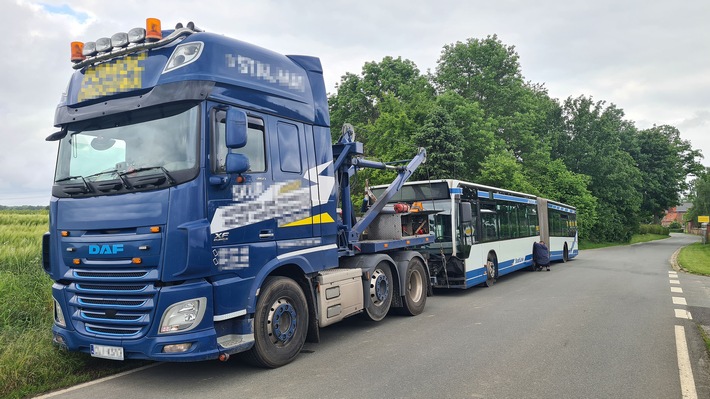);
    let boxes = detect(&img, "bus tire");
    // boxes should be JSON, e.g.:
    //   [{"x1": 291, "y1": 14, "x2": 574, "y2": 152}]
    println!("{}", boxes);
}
[
  {"x1": 400, "y1": 258, "x2": 427, "y2": 316},
  {"x1": 563, "y1": 243, "x2": 569, "y2": 263},
  {"x1": 484, "y1": 253, "x2": 498, "y2": 287},
  {"x1": 363, "y1": 261, "x2": 393, "y2": 321},
  {"x1": 244, "y1": 276, "x2": 308, "y2": 368}
]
